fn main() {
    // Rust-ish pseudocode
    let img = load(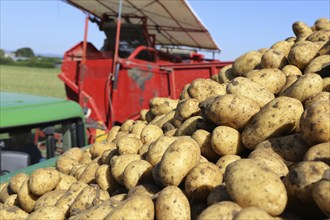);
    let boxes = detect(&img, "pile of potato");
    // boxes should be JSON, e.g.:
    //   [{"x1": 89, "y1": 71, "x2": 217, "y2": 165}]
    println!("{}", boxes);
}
[{"x1": 1, "y1": 18, "x2": 329, "y2": 220}]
